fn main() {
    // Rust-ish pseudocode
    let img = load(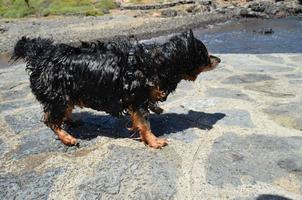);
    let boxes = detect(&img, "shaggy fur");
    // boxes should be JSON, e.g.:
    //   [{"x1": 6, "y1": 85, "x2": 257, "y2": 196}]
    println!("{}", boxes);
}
[{"x1": 12, "y1": 30, "x2": 220, "y2": 148}]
